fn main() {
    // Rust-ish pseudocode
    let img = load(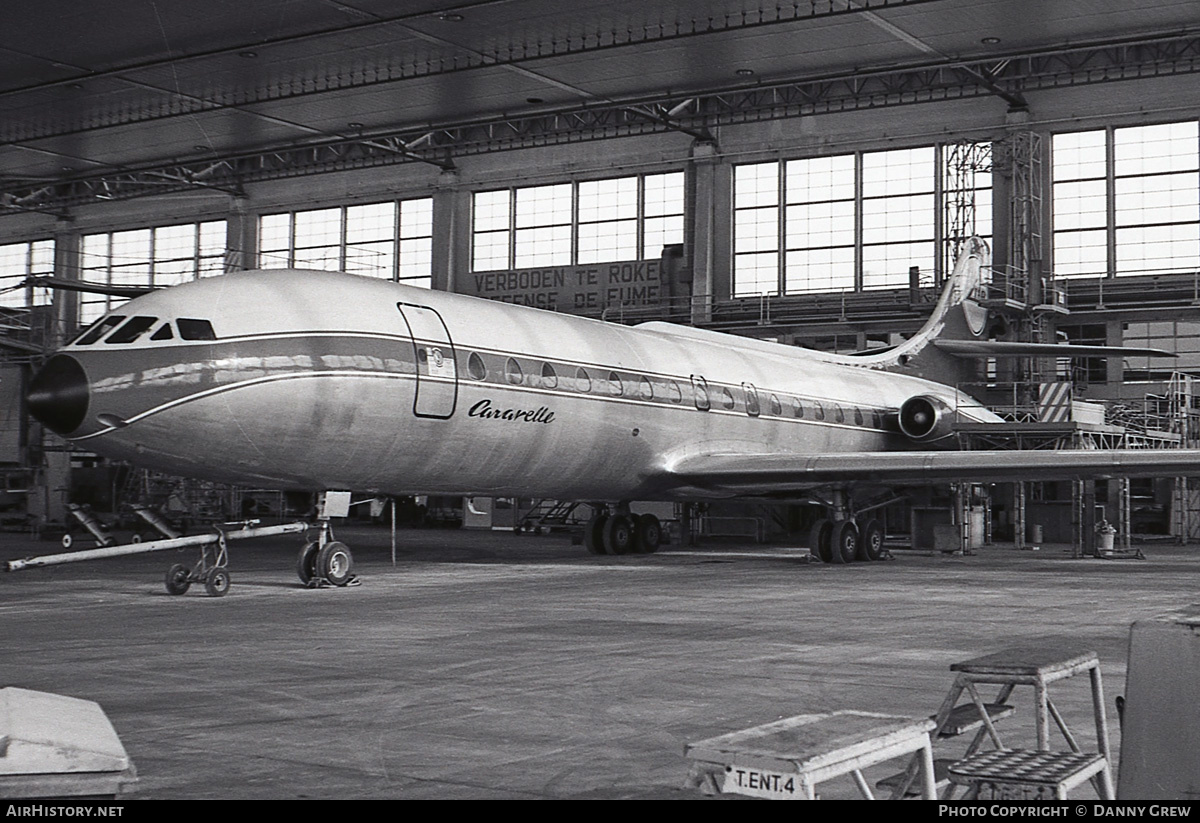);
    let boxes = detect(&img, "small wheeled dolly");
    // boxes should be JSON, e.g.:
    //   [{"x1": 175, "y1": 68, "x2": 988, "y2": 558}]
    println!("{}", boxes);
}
[{"x1": 164, "y1": 523, "x2": 236, "y2": 597}]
